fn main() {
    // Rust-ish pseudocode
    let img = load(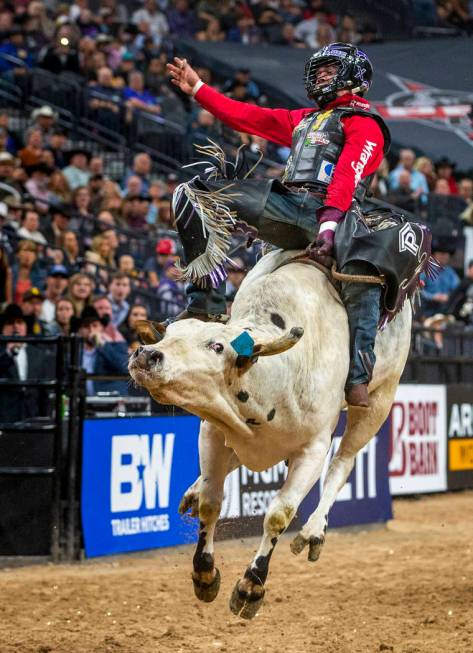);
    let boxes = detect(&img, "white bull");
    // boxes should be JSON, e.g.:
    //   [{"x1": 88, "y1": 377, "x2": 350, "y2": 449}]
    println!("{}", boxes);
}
[{"x1": 129, "y1": 249, "x2": 411, "y2": 619}]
